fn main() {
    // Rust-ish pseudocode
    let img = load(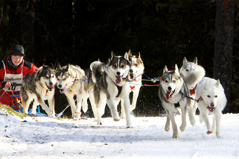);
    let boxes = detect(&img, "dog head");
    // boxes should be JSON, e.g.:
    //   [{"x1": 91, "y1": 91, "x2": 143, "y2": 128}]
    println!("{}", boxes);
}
[
  {"x1": 106, "y1": 52, "x2": 130, "y2": 86},
  {"x1": 35, "y1": 65, "x2": 57, "y2": 91},
  {"x1": 160, "y1": 64, "x2": 183, "y2": 100},
  {"x1": 56, "y1": 64, "x2": 74, "y2": 93},
  {"x1": 180, "y1": 57, "x2": 205, "y2": 89},
  {"x1": 201, "y1": 79, "x2": 221, "y2": 112},
  {"x1": 127, "y1": 50, "x2": 144, "y2": 81}
]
